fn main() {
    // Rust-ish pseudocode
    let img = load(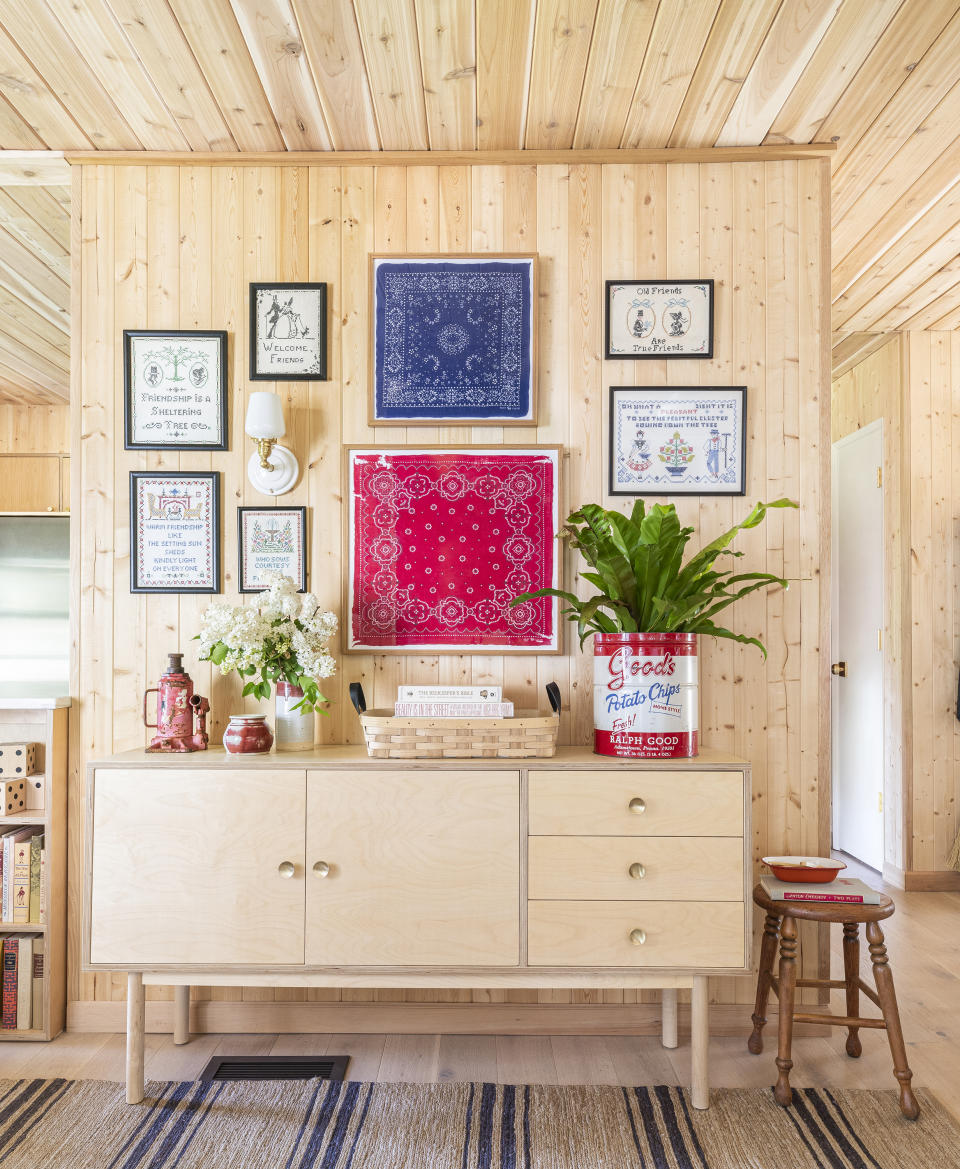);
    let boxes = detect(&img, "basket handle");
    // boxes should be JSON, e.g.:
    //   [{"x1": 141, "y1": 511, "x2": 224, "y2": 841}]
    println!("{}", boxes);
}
[
  {"x1": 349, "y1": 683, "x2": 367, "y2": 714},
  {"x1": 545, "y1": 682, "x2": 561, "y2": 714}
]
